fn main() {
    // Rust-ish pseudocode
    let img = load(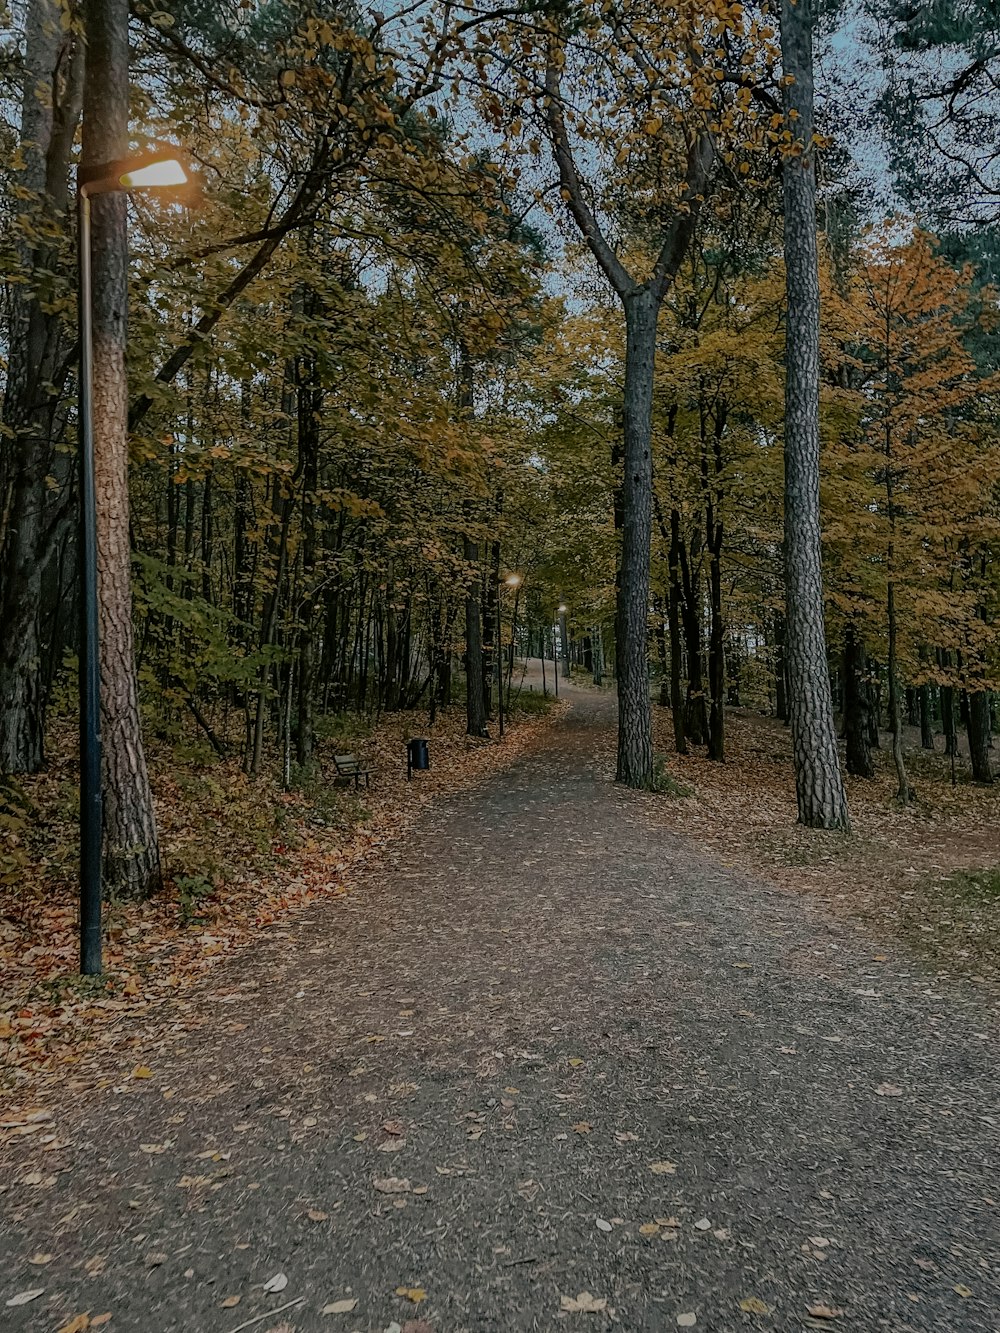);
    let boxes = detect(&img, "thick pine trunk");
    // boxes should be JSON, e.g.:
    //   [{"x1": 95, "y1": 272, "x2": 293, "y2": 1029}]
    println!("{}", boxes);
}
[
  {"x1": 780, "y1": 0, "x2": 850, "y2": 829},
  {"x1": 842, "y1": 624, "x2": 874, "y2": 778},
  {"x1": 614, "y1": 290, "x2": 655, "y2": 787},
  {"x1": 83, "y1": 0, "x2": 161, "y2": 895},
  {"x1": 0, "y1": 0, "x2": 82, "y2": 773}
]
